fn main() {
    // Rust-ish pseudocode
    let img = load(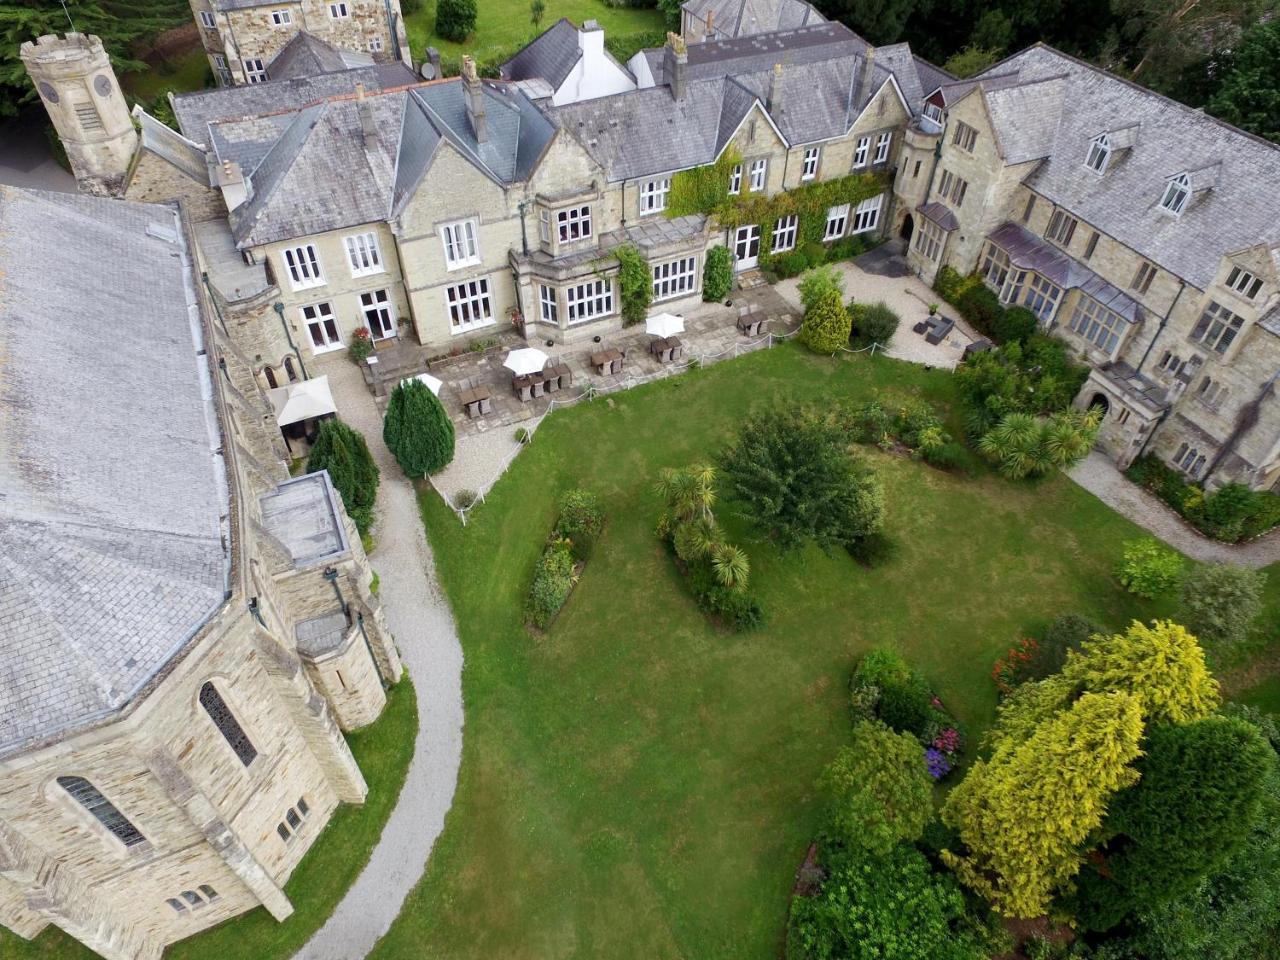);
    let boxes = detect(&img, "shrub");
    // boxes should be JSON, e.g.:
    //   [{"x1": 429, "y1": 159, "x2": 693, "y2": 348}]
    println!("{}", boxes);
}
[
  {"x1": 932, "y1": 265, "x2": 974, "y2": 303},
  {"x1": 852, "y1": 650, "x2": 934, "y2": 739},
  {"x1": 383, "y1": 378, "x2": 455, "y2": 477},
  {"x1": 702, "y1": 245, "x2": 733, "y2": 301},
  {"x1": 992, "y1": 637, "x2": 1040, "y2": 697},
  {"x1": 615, "y1": 244, "x2": 652, "y2": 326},
  {"x1": 956, "y1": 337, "x2": 1090, "y2": 436},
  {"x1": 1179, "y1": 562, "x2": 1265, "y2": 649},
  {"x1": 847, "y1": 530, "x2": 897, "y2": 567},
  {"x1": 957, "y1": 283, "x2": 1004, "y2": 335},
  {"x1": 825, "y1": 236, "x2": 857, "y2": 261},
  {"x1": 773, "y1": 249, "x2": 810, "y2": 278},
  {"x1": 1038, "y1": 614, "x2": 1101, "y2": 676},
  {"x1": 306, "y1": 419, "x2": 379, "y2": 536},
  {"x1": 525, "y1": 538, "x2": 575, "y2": 628},
  {"x1": 515, "y1": 427, "x2": 530, "y2": 444},
  {"x1": 845, "y1": 397, "x2": 893, "y2": 444},
  {"x1": 348, "y1": 326, "x2": 375, "y2": 363},
  {"x1": 1126, "y1": 455, "x2": 1280, "y2": 542},
  {"x1": 796, "y1": 263, "x2": 845, "y2": 314},
  {"x1": 1193, "y1": 482, "x2": 1259, "y2": 542},
  {"x1": 977, "y1": 409, "x2": 1100, "y2": 479},
  {"x1": 400, "y1": 0, "x2": 422, "y2": 11},
  {"x1": 849, "y1": 300, "x2": 900, "y2": 349},
  {"x1": 922, "y1": 441, "x2": 969, "y2": 472},
  {"x1": 720, "y1": 404, "x2": 884, "y2": 552},
  {"x1": 434, "y1": 0, "x2": 477, "y2": 41},
  {"x1": 555, "y1": 488, "x2": 605, "y2": 561},
  {"x1": 992, "y1": 305, "x2": 1037, "y2": 344},
  {"x1": 452, "y1": 488, "x2": 477, "y2": 510},
  {"x1": 800, "y1": 288, "x2": 851, "y2": 353},
  {"x1": 1116, "y1": 537, "x2": 1184, "y2": 599},
  {"x1": 893, "y1": 398, "x2": 944, "y2": 451}
]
